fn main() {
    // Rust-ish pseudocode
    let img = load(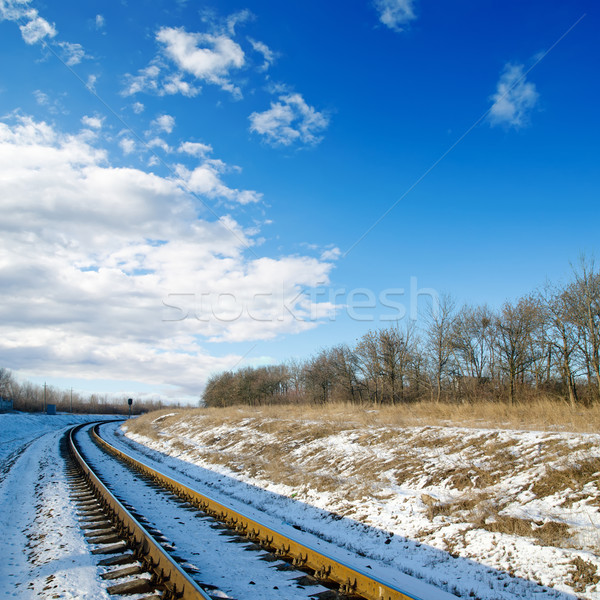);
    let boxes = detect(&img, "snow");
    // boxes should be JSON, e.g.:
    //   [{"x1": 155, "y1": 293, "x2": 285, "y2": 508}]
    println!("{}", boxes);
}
[
  {"x1": 1, "y1": 410, "x2": 598, "y2": 599},
  {"x1": 98, "y1": 422, "x2": 460, "y2": 600},
  {"x1": 0, "y1": 413, "x2": 118, "y2": 599},
  {"x1": 75, "y1": 424, "x2": 336, "y2": 600},
  {"x1": 0, "y1": 412, "x2": 118, "y2": 466},
  {"x1": 118, "y1": 415, "x2": 600, "y2": 600}
]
